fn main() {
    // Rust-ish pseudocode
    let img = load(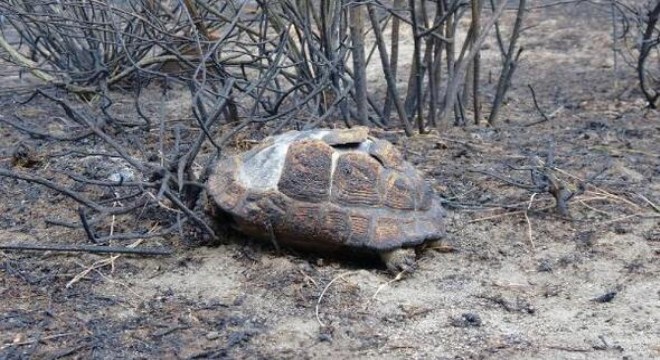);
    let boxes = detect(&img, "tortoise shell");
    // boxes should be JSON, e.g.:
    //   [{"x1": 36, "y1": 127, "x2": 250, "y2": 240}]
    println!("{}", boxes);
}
[{"x1": 208, "y1": 127, "x2": 445, "y2": 252}]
